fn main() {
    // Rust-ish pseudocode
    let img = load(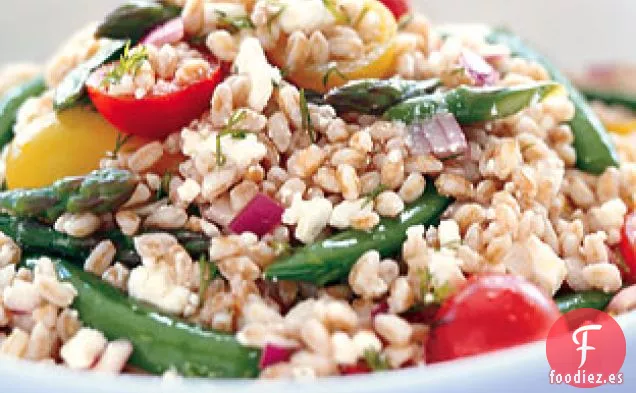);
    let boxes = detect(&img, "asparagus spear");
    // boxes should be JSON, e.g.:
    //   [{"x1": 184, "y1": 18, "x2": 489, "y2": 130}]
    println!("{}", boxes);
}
[
  {"x1": 0, "y1": 169, "x2": 137, "y2": 221},
  {"x1": 0, "y1": 213, "x2": 209, "y2": 267},
  {"x1": 265, "y1": 183, "x2": 451, "y2": 285},
  {"x1": 0, "y1": 75, "x2": 46, "y2": 149},
  {"x1": 325, "y1": 78, "x2": 440, "y2": 115},
  {"x1": 23, "y1": 256, "x2": 260, "y2": 378},
  {"x1": 384, "y1": 82, "x2": 560, "y2": 125},
  {"x1": 487, "y1": 28, "x2": 619, "y2": 174},
  {"x1": 96, "y1": 0, "x2": 182, "y2": 43}
]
